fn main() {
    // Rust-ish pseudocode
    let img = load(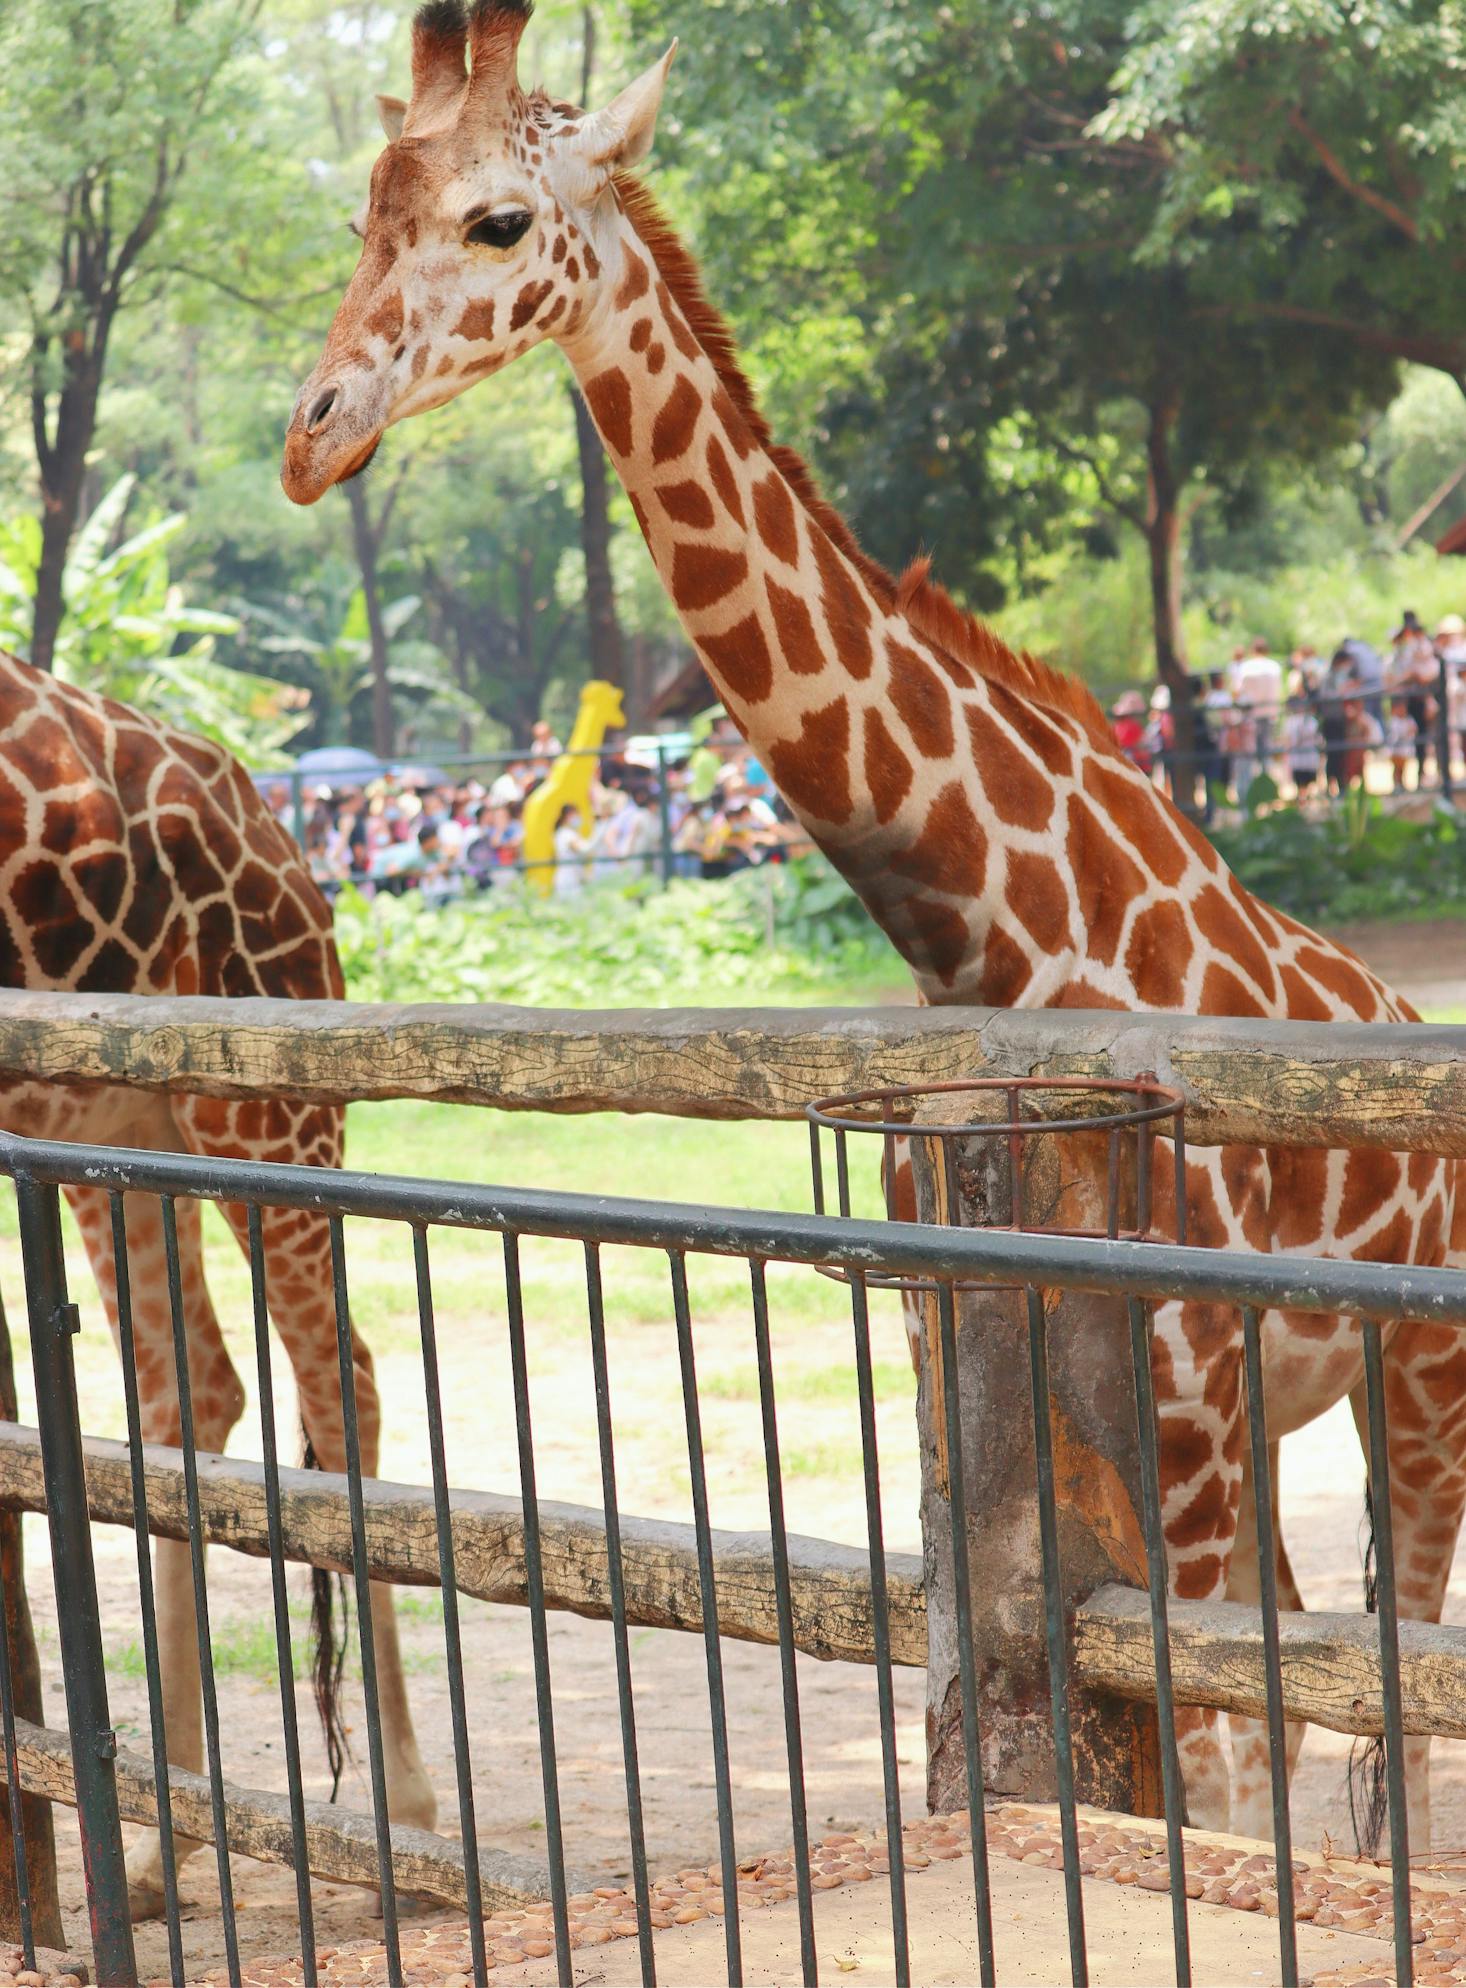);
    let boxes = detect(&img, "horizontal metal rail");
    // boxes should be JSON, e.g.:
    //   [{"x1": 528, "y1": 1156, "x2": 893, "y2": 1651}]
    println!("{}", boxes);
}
[
  {"x1": 0, "y1": 1424, "x2": 926, "y2": 1669},
  {"x1": 5, "y1": 1129, "x2": 1465, "y2": 1325},
  {"x1": 0, "y1": 989, "x2": 1463, "y2": 1152}
]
